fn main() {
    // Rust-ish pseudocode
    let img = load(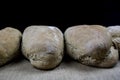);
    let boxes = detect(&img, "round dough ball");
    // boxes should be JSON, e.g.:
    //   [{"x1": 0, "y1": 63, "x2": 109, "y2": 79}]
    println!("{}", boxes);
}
[
  {"x1": 0, "y1": 27, "x2": 22, "y2": 66},
  {"x1": 22, "y1": 26, "x2": 64, "y2": 69},
  {"x1": 65, "y1": 25, "x2": 118, "y2": 68}
]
